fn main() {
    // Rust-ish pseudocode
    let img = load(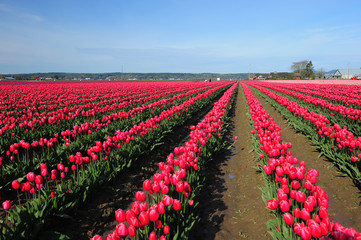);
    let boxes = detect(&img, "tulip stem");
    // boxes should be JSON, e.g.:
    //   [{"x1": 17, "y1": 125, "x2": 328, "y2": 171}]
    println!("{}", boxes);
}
[{"x1": 17, "y1": 189, "x2": 21, "y2": 205}]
